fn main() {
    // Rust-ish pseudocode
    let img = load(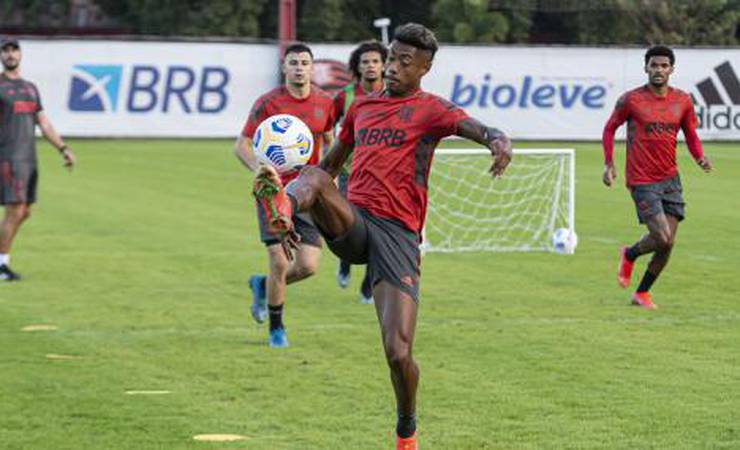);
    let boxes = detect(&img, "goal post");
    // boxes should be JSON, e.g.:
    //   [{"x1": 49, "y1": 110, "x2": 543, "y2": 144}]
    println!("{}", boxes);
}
[{"x1": 422, "y1": 148, "x2": 576, "y2": 253}]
